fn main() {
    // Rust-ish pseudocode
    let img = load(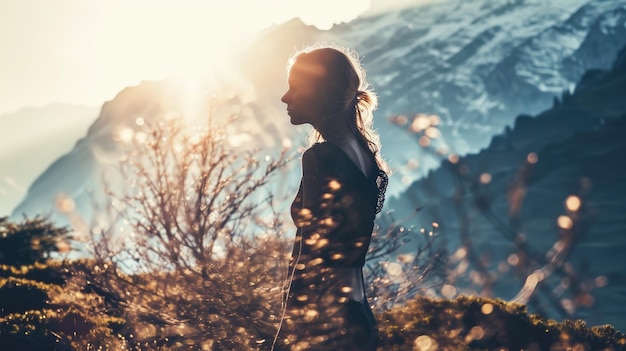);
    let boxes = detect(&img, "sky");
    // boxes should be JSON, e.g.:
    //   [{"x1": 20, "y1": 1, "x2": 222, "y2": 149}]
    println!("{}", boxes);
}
[
  {"x1": 0, "y1": 0, "x2": 430, "y2": 215},
  {"x1": 0, "y1": 0, "x2": 385, "y2": 116}
]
